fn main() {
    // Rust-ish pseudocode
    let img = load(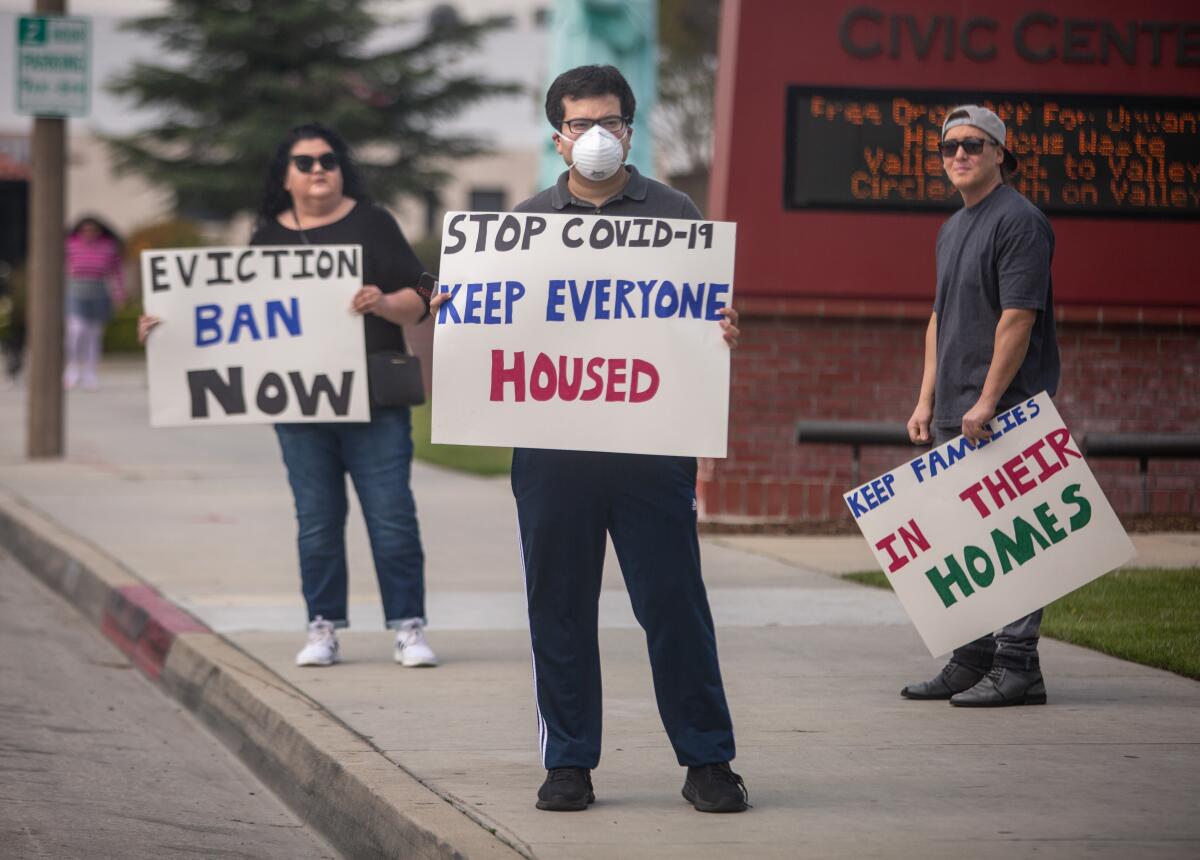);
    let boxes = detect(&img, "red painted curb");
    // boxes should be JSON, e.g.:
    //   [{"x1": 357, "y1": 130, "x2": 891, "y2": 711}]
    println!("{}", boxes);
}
[{"x1": 100, "y1": 584, "x2": 210, "y2": 680}]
